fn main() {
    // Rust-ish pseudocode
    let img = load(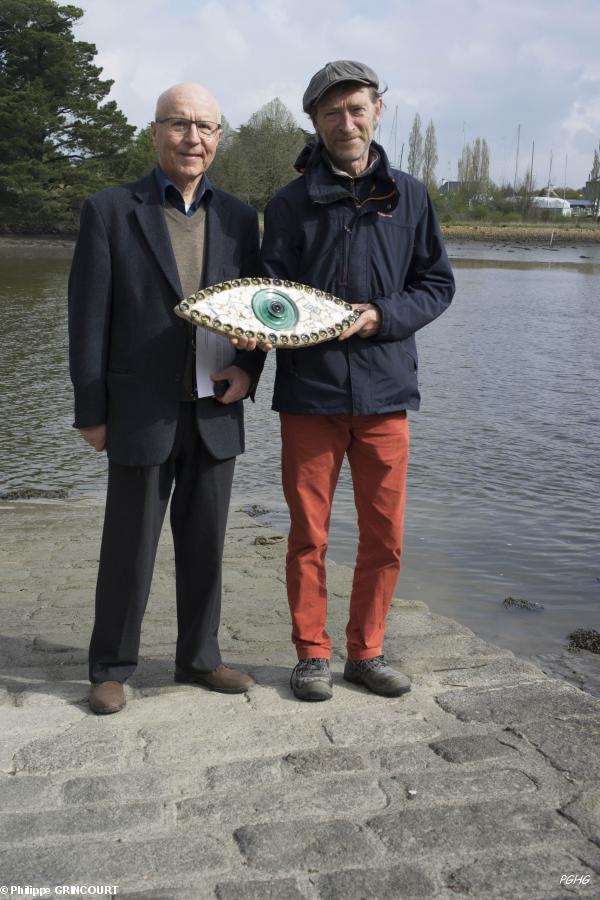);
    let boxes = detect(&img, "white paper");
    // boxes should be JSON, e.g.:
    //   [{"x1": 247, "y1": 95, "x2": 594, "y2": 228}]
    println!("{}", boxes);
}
[{"x1": 195, "y1": 327, "x2": 236, "y2": 398}]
